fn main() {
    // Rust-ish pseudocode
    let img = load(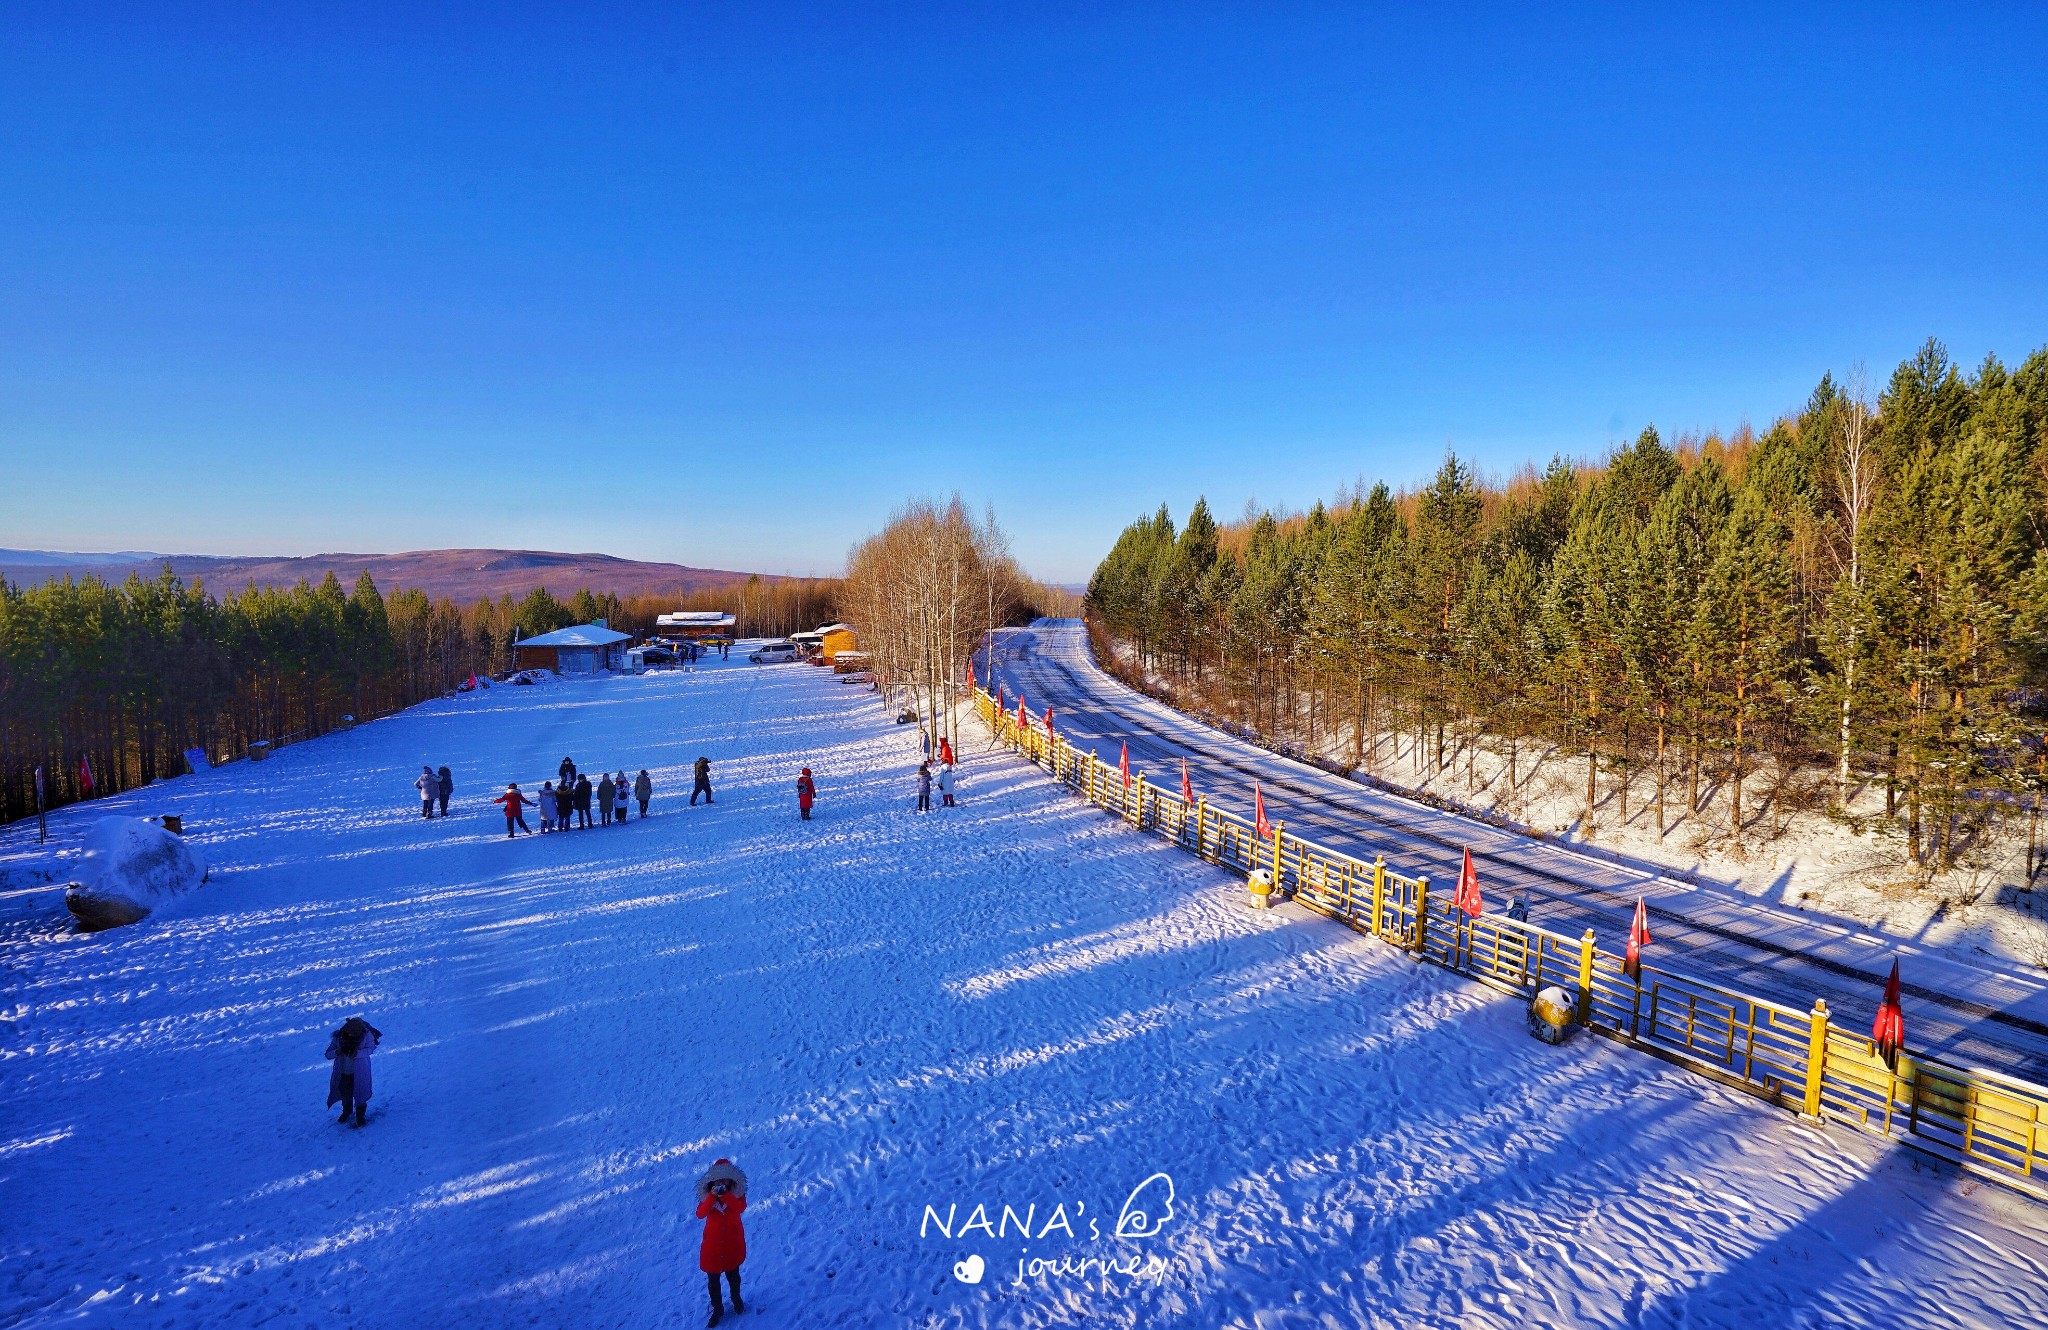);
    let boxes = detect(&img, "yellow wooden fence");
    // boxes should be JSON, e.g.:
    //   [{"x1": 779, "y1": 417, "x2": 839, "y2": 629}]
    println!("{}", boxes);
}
[{"x1": 973, "y1": 687, "x2": 2048, "y2": 1199}]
